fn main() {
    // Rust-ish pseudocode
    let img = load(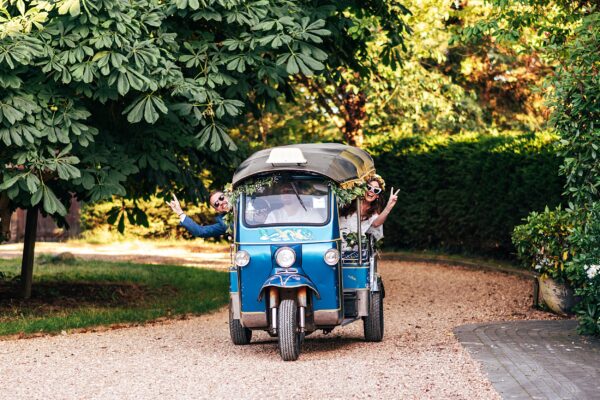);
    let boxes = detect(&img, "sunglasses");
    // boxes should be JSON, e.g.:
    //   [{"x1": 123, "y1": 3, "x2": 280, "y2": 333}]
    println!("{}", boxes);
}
[
  {"x1": 367, "y1": 184, "x2": 382, "y2": 195},
  {"x1": 212, "y1": 194, "x2": 225, "y2": 208}
]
